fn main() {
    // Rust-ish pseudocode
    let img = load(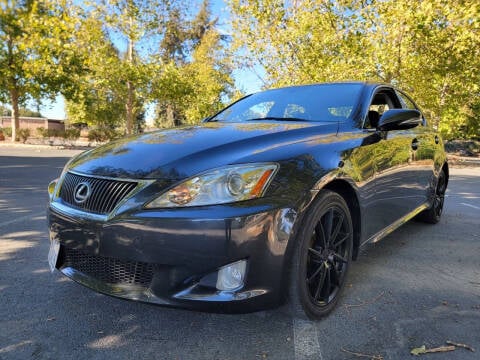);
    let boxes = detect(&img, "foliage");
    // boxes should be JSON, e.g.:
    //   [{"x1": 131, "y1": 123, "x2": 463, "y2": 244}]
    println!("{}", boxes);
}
[
  {"x1": 18, "y1": 108, "x2": 43, "y2": 118},
  {"x1": 1, "y1": 1, "x2": 234, "y2": 137},
  {"x1": 1, "y1": 127, "x2": 12, "y2": 137},
  {"x1": 1, "y1": 106, "x2": 43, "y2": 117},
  {"x1": 0, "y1": 105, "x2": 10, "y2": 116},
  {"x1": 87, "y1": 127, "x2": 121, "y2": 142},
  {"x1": 36, "y1": 127, "x2": 46, "y2": 138},
  {"x1": 17, "y1": 128, "x2": 30, "y2": 143},
  {"x1": 229, "y1": 0, "x2": 480, "y2": 139},
  {"x1": 0, "y1": 0, "x2": 86, "y2": 141},
  {"x1": 180, "y1": 30, "x2": 234, "y2": 124},
  {"x1": 64, "y1": 128, "x2": 80, "y2": 141},
  {"x1": 153, "y1": 0, "x2": 234, "y2": 127},
  {"x1": 64, "y1": 14, "x2": 126, "y2": 130},
  {"x1": 36, "y1": 127, "x2": 80, "y2": 145},
  {"x1": 4, "y1": 0, "x2": 476, "y2": 139},
  {"x1": 93, "y1": 0, "x2": 169, "y2": 134}
]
